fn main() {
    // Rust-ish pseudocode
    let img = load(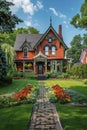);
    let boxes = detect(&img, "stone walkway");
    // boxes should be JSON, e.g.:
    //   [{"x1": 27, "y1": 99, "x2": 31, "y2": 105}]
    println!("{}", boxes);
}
[{"x1": 29, "y1": 83, "x2": 63, "y2": 130}]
